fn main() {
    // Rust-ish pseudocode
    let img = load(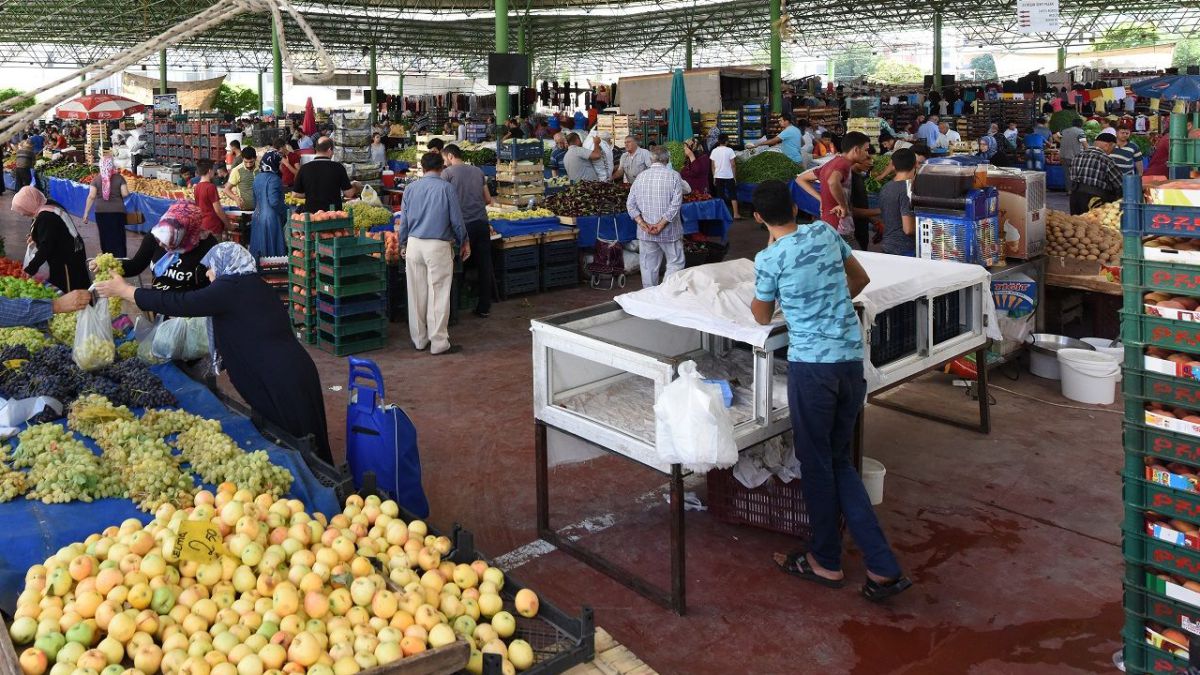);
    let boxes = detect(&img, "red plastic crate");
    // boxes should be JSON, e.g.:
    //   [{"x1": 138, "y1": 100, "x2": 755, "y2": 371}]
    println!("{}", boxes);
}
[{"x1": 707, "y1": 470, "x2": 813, "y2": 538}]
